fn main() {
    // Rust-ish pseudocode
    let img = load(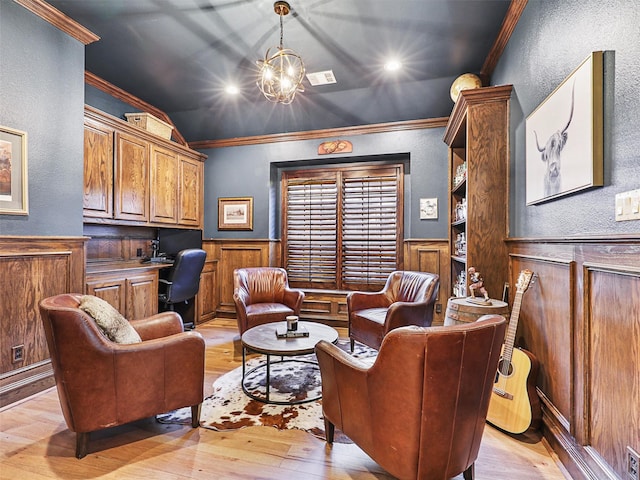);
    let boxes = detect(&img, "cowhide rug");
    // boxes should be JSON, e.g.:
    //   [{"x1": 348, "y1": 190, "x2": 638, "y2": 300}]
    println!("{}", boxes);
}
[{"x1": 157, "y1": 339, "x2": 377, "y2": 443}]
